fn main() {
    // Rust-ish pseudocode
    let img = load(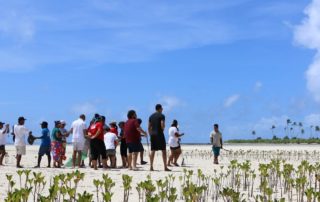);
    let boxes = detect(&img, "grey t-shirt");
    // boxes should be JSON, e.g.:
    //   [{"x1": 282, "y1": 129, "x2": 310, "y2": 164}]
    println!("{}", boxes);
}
[
  {"x1": 210, "y1": 131, "x2": 222, "y2": 147},
  {"x1": 149, "y1": 112, "x2": 165, "y2": 135}
]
